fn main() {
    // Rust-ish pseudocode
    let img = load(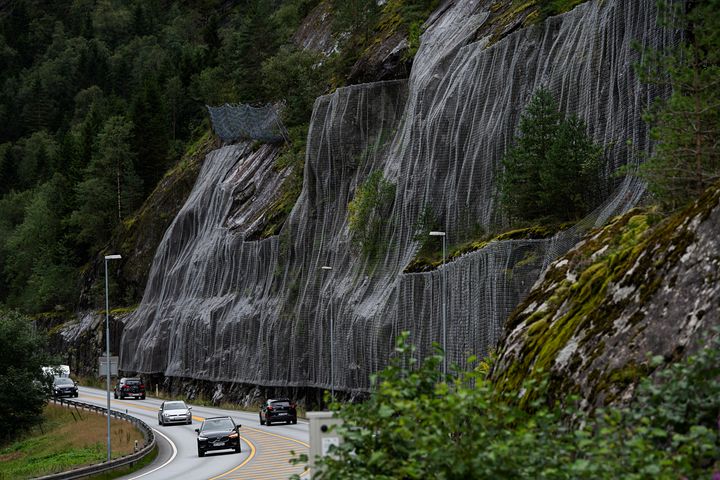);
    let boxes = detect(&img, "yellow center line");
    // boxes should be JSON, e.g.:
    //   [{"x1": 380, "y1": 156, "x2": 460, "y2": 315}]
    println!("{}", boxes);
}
[
  {"x1": 242, "y1": 426, "x2": 310, "y2": 448},
  {"x1": 77, "y1": 392, "x2": 308, "y2": 479}
]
